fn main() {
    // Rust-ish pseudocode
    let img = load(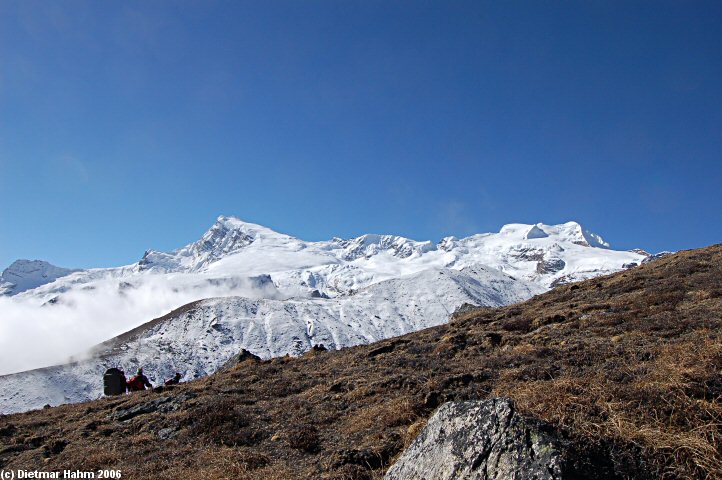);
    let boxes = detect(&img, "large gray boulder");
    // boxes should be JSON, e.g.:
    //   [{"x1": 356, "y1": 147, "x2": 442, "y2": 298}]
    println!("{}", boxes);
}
[{"x1": 385, "y1": 398, "x2": 564, "y2": 480}]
